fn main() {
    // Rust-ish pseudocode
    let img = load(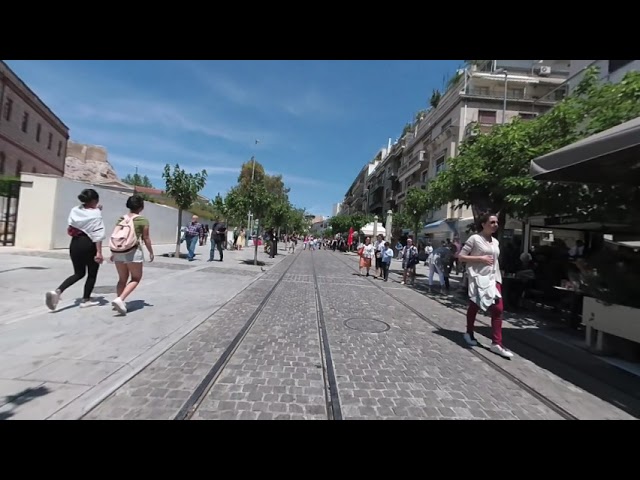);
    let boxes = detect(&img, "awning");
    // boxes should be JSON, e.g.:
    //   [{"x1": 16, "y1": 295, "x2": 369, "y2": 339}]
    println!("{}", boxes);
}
[
  {"x1": 360, "y1": 222, "x2": 386, "y2": 236},
  {"x1": 424, "y1": 219, "x2": 446, "y2": 229},
  {"x1": 529, "y1": 115, "x2": 640, "y2": 185}
]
